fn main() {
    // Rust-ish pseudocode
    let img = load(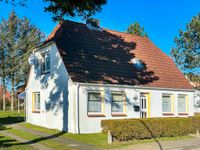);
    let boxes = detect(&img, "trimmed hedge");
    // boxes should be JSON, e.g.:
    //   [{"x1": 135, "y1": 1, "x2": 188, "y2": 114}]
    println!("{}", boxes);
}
[{"x1": 101, "y1": 116, "x2": 200, "y2": 141}]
